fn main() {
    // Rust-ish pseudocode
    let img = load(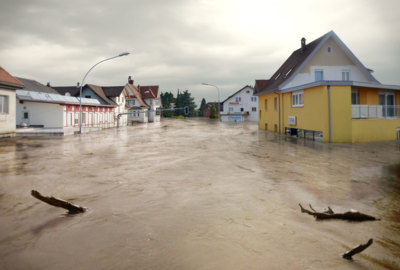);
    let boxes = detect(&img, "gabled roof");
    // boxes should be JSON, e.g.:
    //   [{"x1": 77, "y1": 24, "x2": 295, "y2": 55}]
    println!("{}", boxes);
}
[
  {"x1": 0, "y1": 67, "x2": 24, "y2": 89},
  {"x1": 222, "y1": 85, "x2": 254, "y2": 103},
  {"x1": 87, "y1": 84, "x2": 117, "y2": 106},
  {"x1": 139, "y1": 85, "x2": 159, "y2": 99},
  {"x1": 17, "y1": 77, "x2": 59, "y2": 94},
  {"x1": 53, "y1": 86, "x2": 80, "y2": 96},
  {"x1": 255, "y1": 30, "x2": 380, "y2": 95},
  {"x1": 102, "y1": 86, "x2": 125, "y2": 98},
  {"x1": 126, "y1": 84, "x2": 149, "y2": 108}
]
